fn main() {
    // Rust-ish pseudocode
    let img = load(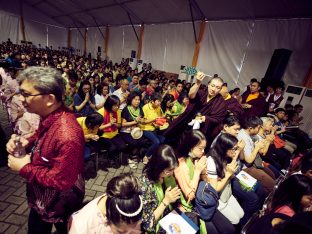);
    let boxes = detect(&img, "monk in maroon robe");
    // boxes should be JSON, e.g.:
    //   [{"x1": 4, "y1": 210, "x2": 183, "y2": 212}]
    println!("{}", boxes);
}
[
  {"x1": 241, "y1": 80, "x2": 267, "y2": 117},
  {"x1": 220, "y1": 84, "x2": 244, "y2": 119},
  {"x1": 164, "y1": 73, "x2": 226, "y2": 145}
]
